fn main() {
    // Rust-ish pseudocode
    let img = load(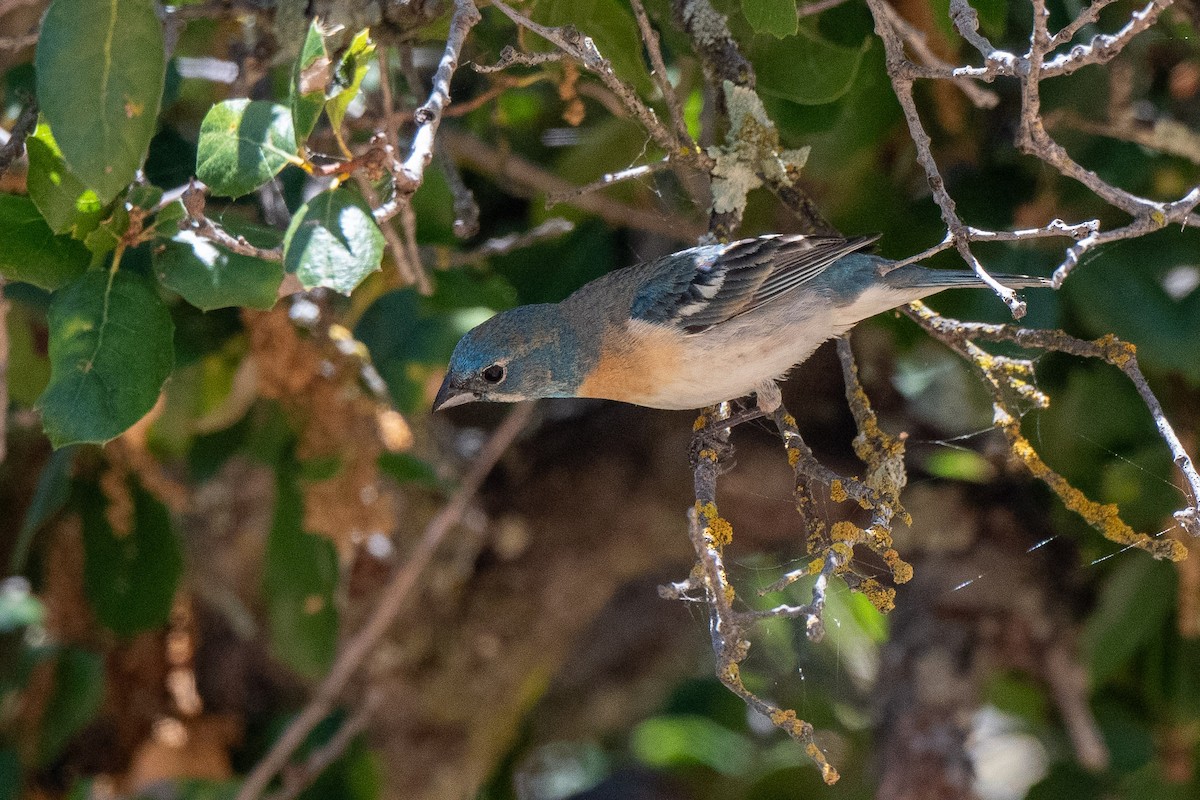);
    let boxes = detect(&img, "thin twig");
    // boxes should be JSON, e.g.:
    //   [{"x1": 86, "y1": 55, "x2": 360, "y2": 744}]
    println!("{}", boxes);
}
[
  {"x1": 375, "y1": 0, "x2": 482, "y2": 221},
  {"x1": 472, "y1": 45, "x2": 562, "y2": 73},
  {"x1": 441, "y1": 129, "x2": 704, "y2": 241},
  {"x1": 436, "y1": 140, "x2": 481, "y2": 238},
  {"x1": 489, "y1": 0, "x2": 683, "y2": 159},
  {"x1": 181, "y1": 181, "x2": 284, "y2": 261},
  {"x1": 545, "y1": 158, "x2": 672, "y2": 204},
  {"x1": 866, "y1": 0, "x2": 1026, "y2": 316},
  {"x1": 799, "y1": 0, "x2": 852, "y2": 17},
  {"x1": 234, "y1": 403, "x2": 535, "y2": 800},
  {"x1": 264, "y1": 692, "x2": 383, "y2": 800},
  {"x1": 426, "y1": 218, "x2": 575, "y2": 269},
  {"x1": 630, "y1": 0, "x2": 694, "y2": 148},
  {"x1": 907, "y1": 302, "x2": 1198, "y2": 551}
]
